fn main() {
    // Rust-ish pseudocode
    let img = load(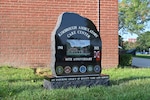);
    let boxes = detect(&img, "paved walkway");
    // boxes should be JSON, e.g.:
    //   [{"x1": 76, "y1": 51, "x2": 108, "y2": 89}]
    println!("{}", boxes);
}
[{"x1": 132, "y1": 57, "x2": 150, "y2": 68}]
